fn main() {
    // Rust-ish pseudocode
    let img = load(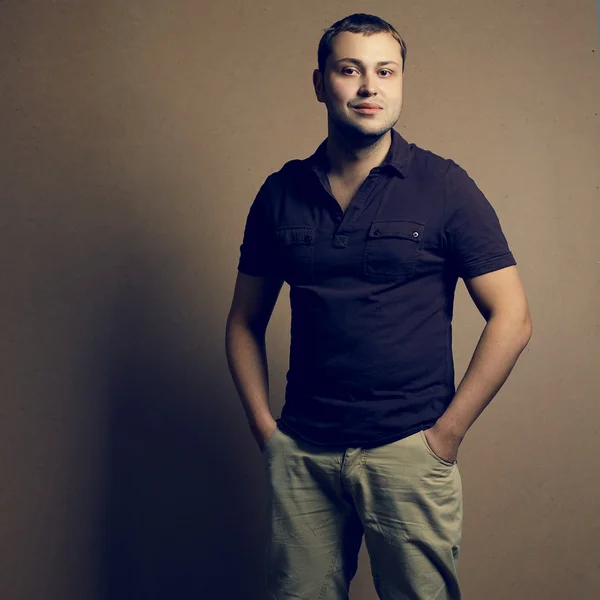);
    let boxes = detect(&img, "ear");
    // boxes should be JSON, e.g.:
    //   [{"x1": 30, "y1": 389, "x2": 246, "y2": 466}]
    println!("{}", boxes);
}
[{"x1": 313, "y1": 69, "x2": 326, "y2": 103}]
